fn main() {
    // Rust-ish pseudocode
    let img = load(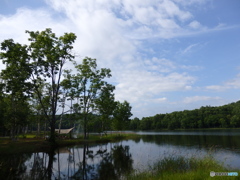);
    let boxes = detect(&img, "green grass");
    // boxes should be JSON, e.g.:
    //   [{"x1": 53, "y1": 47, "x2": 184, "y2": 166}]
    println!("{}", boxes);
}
[
  {"x1": 127, "y1": 155, "x2": 240, "y2": 180},
  {"x1": 0, "y1": 133, "x2": 139, "y2": 154}
]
